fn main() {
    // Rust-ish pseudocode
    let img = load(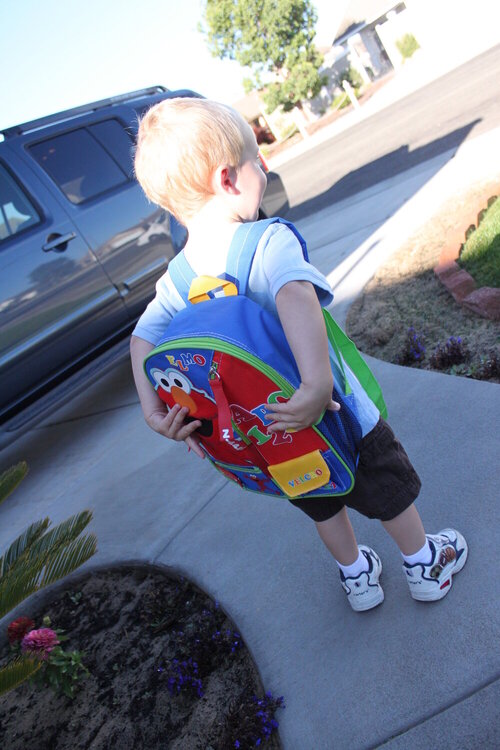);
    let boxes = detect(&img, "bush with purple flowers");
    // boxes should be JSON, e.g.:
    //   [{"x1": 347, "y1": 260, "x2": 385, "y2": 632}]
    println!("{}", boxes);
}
[
  {"x1": 438, "y1": 347, "x2": 500, "y2": 381},
  {"x1": 429, "y1": 336, "x2": 470, "y2": 369},
  {"x1": 148, "y1": 584, "x2": 284, "y2": 746},
  {"x1": 472, "y1": 349, "x2": 500, "y2": 380},
  {"x1": 398, "y1": 327, "x2": 426, "y2": 366},
  {"x1": 160, "y1": 620, "x2": 242, "y2": 674},
  {"x1": 229, "y1": 692, "x2": 285, "y2": 749},
  {"x1": 157, "y1": 621, "x2": 245, "y2": 700},
  {"x1": 164, "y1": 657, "x2": 204, "y2": 698}
]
